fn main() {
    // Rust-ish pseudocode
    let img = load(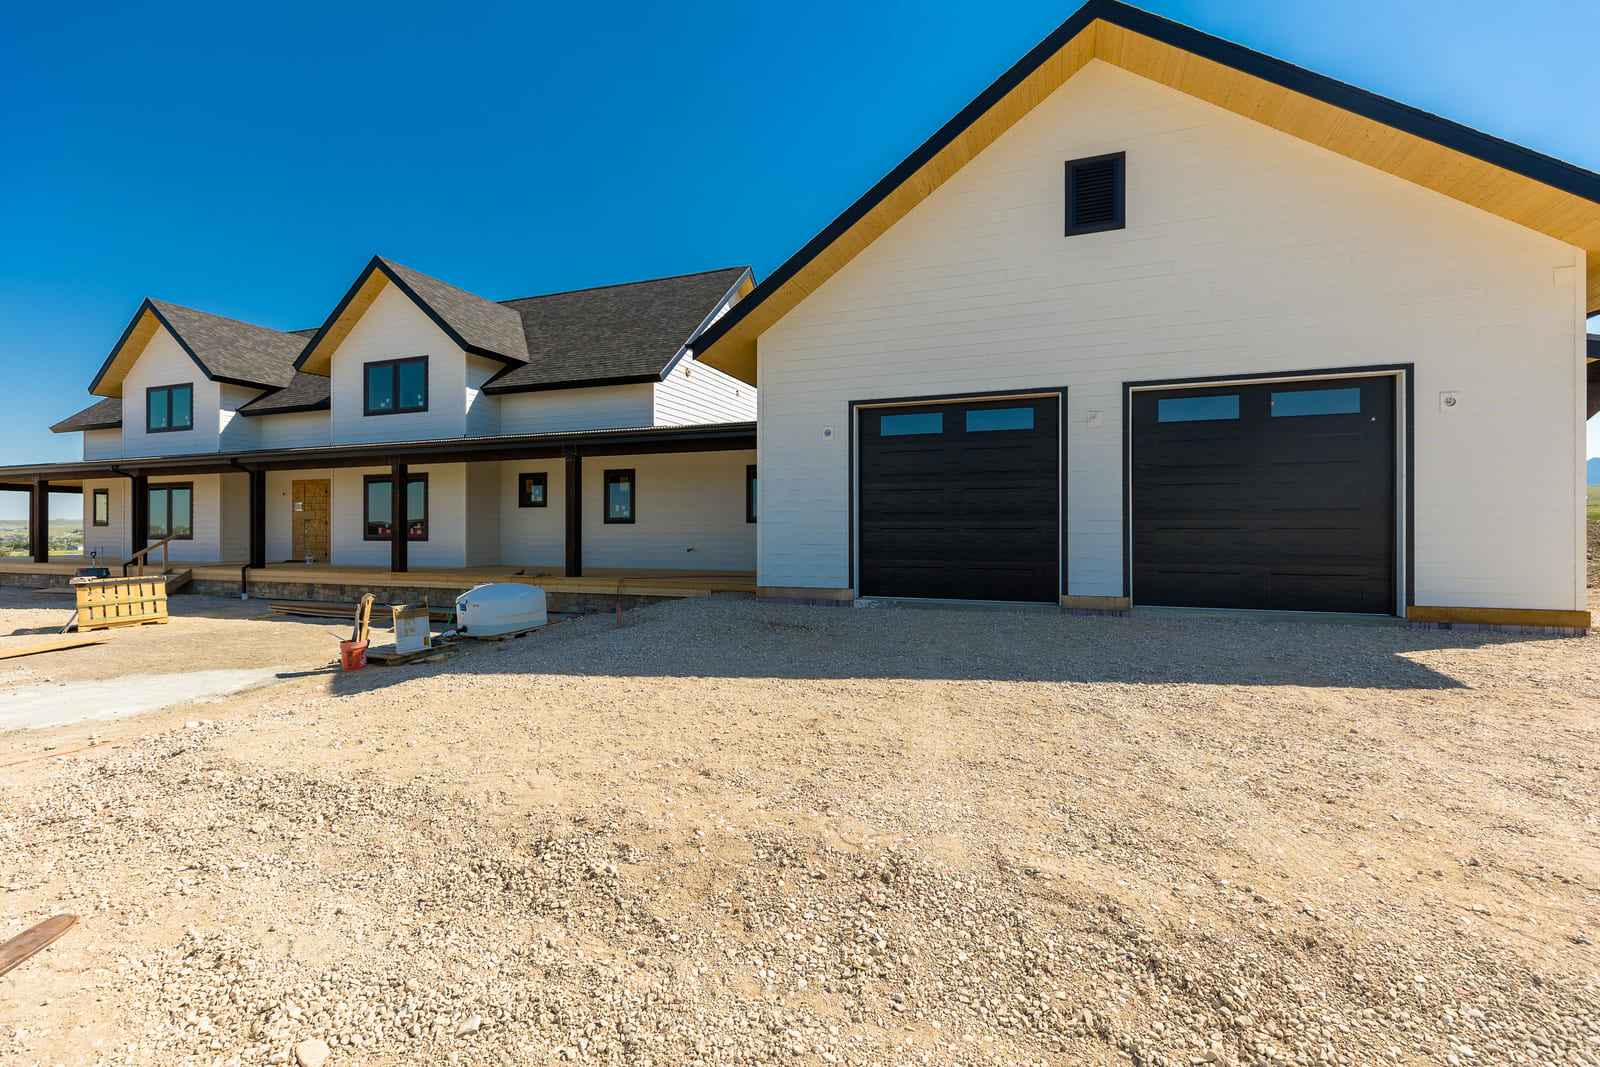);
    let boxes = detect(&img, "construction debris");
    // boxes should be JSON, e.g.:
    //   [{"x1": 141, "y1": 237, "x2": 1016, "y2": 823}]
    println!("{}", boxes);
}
[
  {"x1": 0, "y1": 636, "x2": 108, "y2": 661},
  {"x1": 0, "y1": 914, "x2": 78, "y2": 978},
  {"x1": 266, "y1": 599, "x2": 453, "y2": 623}
]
